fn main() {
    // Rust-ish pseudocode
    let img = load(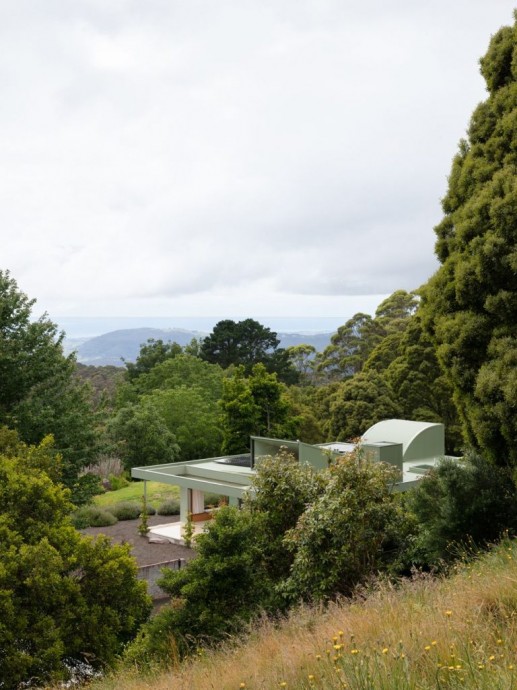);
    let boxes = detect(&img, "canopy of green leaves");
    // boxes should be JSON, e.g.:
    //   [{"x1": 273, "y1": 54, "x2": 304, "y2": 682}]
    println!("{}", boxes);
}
[
  {"x1": 0, "y1": 271, "x2": 98, "y2": 486},
  {"x1": 220, "y1": 363, "x2": 298, "y2": 454},
  {"x1": 420, "y1": 15, "x2": 517, "y2": 465},
  {"x1": 0, "y1": 430, "x2": 151, "y2": 688}
]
